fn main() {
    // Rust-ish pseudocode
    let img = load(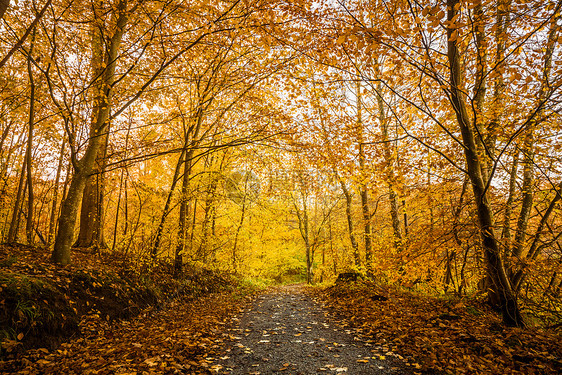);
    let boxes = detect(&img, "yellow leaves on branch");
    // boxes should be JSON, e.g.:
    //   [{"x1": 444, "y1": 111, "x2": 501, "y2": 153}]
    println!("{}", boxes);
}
[{"x1": 449, "y1": 30, "x2": 459, "y2": 42}]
